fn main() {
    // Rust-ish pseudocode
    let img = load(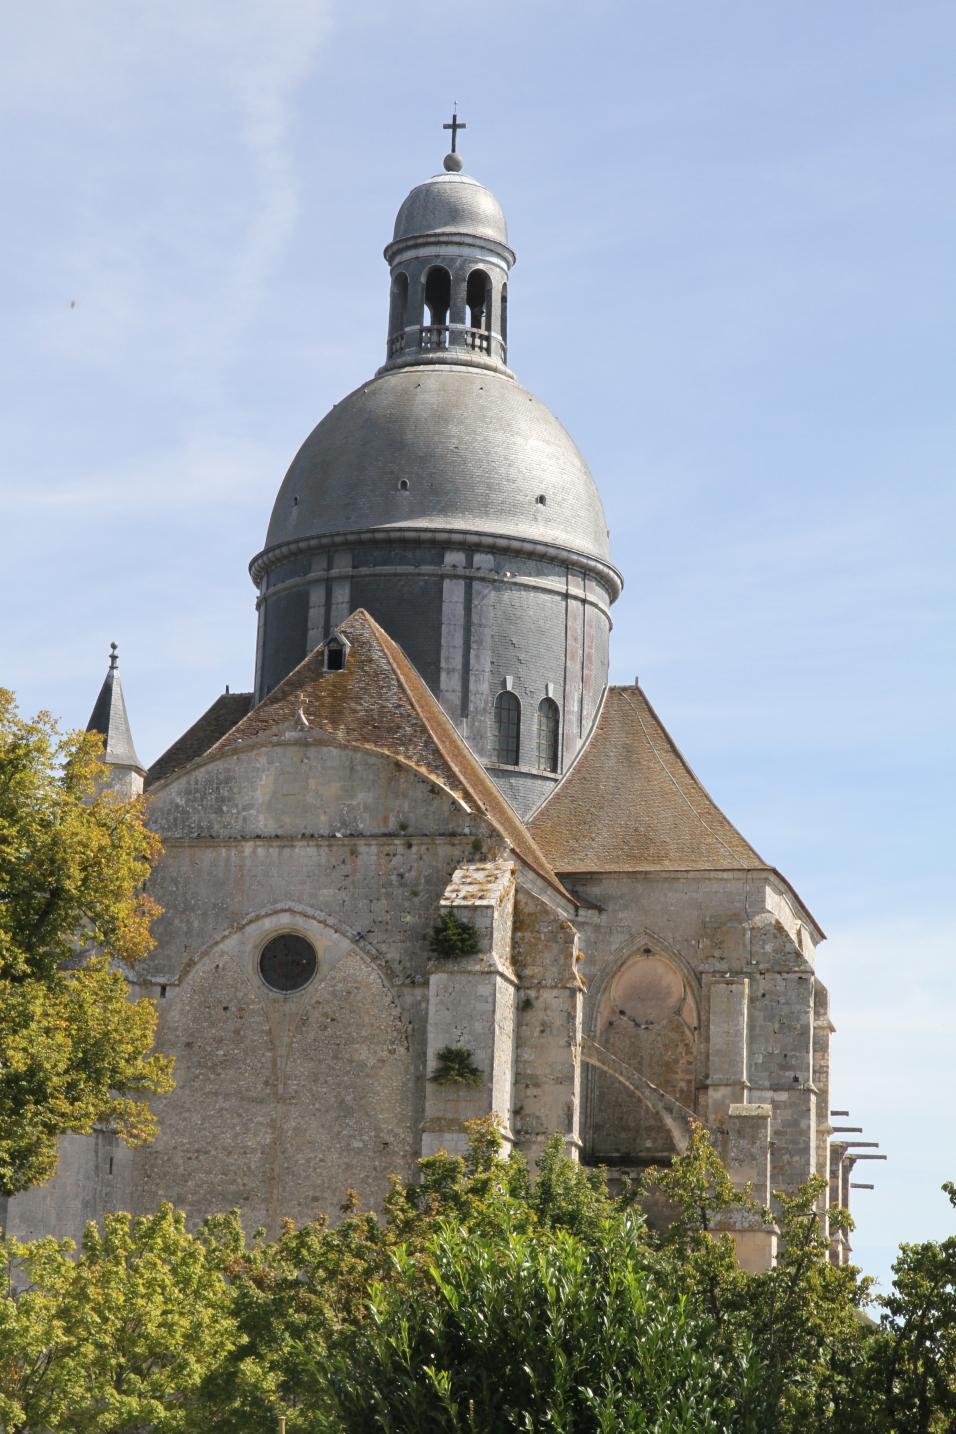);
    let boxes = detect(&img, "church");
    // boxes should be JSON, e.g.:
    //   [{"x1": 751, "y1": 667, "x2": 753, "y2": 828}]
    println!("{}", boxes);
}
[{"x1": 8, "y1": 124, "x2": 860, "y2": 1272}]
